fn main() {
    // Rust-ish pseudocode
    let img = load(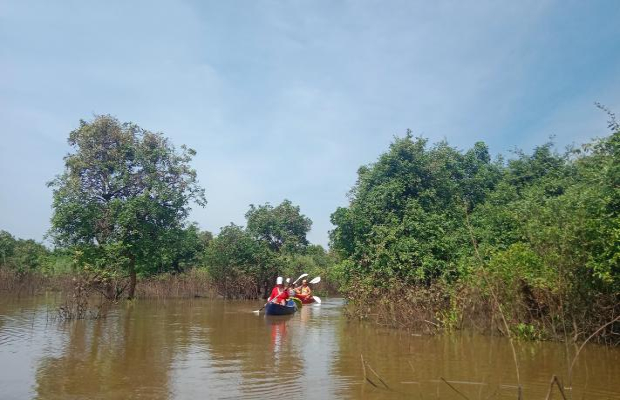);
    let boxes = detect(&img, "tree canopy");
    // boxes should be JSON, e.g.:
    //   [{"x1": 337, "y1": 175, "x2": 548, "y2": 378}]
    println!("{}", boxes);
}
[
  {"x1": 245, "y1": 199, "x2": 312, "y2": 253},
  {"x1": 331, "y1": 128, "x2": 619, "y2": 293},
  {"x1": 48, "y1": 115, "x2": 206, "y2": 298},
  {"x1": 205, "y1": 199, "x2": 314, "y2": 298}
]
